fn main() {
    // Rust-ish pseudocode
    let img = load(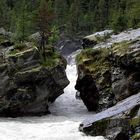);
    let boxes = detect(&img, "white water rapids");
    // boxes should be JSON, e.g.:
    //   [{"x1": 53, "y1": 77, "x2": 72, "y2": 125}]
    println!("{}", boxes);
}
[{"x1": 0, "y1": 62, "x2": 106, "y2": 140}]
